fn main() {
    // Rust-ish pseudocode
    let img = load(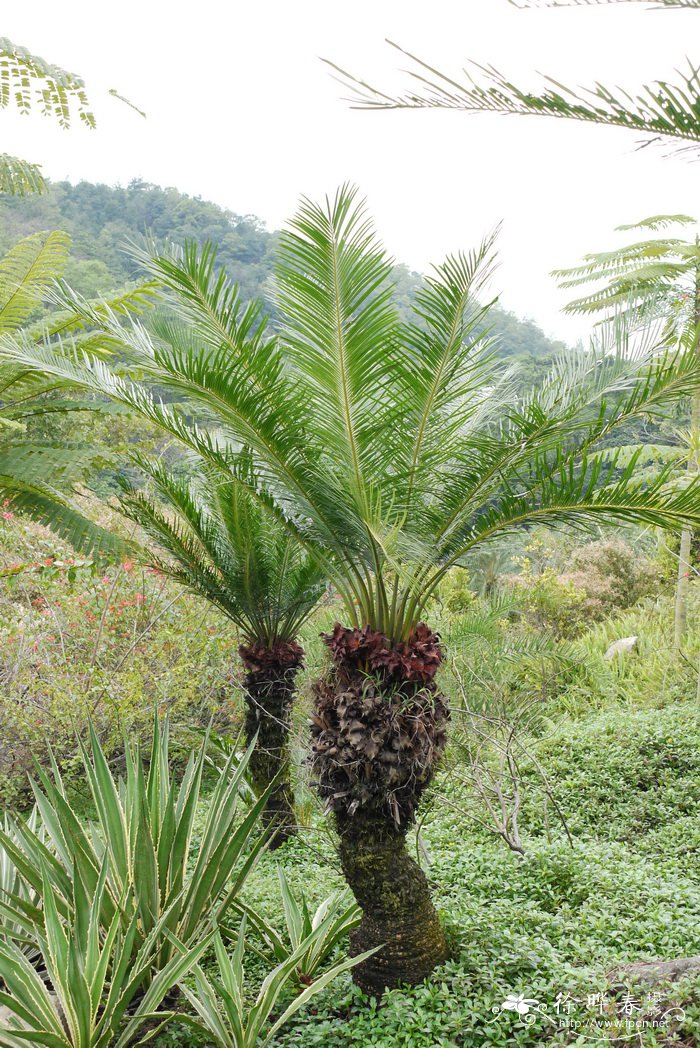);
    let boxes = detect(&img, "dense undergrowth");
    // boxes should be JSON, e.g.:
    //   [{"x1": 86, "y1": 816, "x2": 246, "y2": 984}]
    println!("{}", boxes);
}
[{"x1": 3, "y1": 516, "x2": 700, "y2": 1045}]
